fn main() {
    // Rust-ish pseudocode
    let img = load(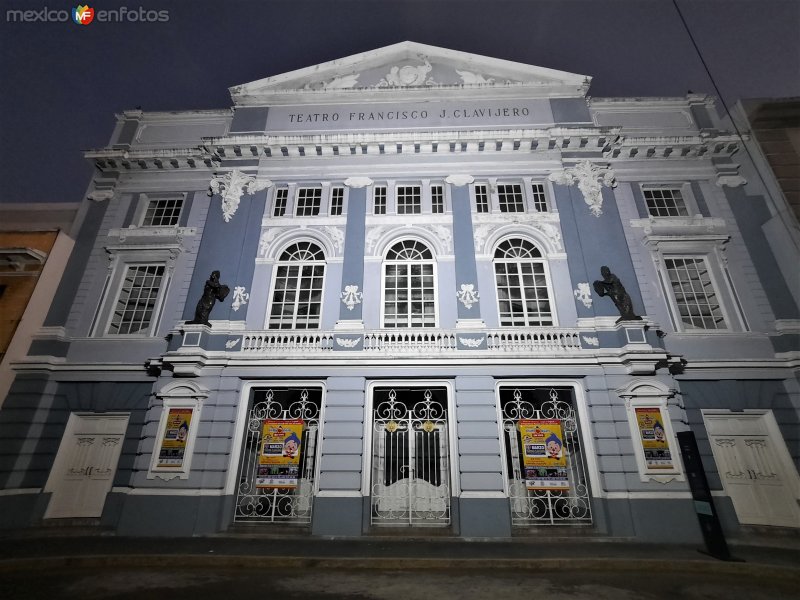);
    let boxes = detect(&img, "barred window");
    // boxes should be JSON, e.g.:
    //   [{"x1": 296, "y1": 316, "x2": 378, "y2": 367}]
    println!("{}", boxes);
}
[
  {"x1": 475, "y1": 184, "x2": 490, "y2": 213},
  {"x1": 141, "y1": 196, "x2": 182, "y2": 227},
  {"x1": 529, "y1": 183, "x2": 548, "y2": 212},
  {"x1": 431, "y1": 185, "x2": 445, "y2": 214},
  {"x1": 268, "y1": 242, "x2": 325, "y2": 329},
  {"x1": 664, "y1": 257, "x2": 726, "y2": 329},
  {"x1": 498, "y1": 184, "x2": 525, "y2": 212},
  {"x1": 397, "y1": 186, "x2": 421, "y2": 214},
  {"x1": 494, "y1": 239, "x2": 553, "y2": 326},
  {"x1": 374, "y1": 186, "x2": 387, "y2": 215},
  {"x1": 643, "y1": 188, "x2": 689, "y2": 217},
  {"x1": 108, "y1": 264, "x2": 166, "y2": 335},
  {"x1": 296, "y1": 188, "x2": 322, "y2": 217},
  {"x1": 330, "y1": 187, "x2": 344, "y2": 216},
  {"x1": 383, "y1": 240, "x2": 436, "y2": 328},
  {"x1": 273, "y1": 188, "x2": 288, "y2": 217}
]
